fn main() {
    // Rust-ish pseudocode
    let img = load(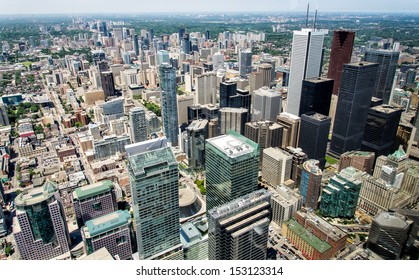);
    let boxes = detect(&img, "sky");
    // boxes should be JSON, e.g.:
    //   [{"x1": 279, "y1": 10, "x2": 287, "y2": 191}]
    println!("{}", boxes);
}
[{"x1": 0, "y1": 0, "x2": 418, "y2": 14}]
